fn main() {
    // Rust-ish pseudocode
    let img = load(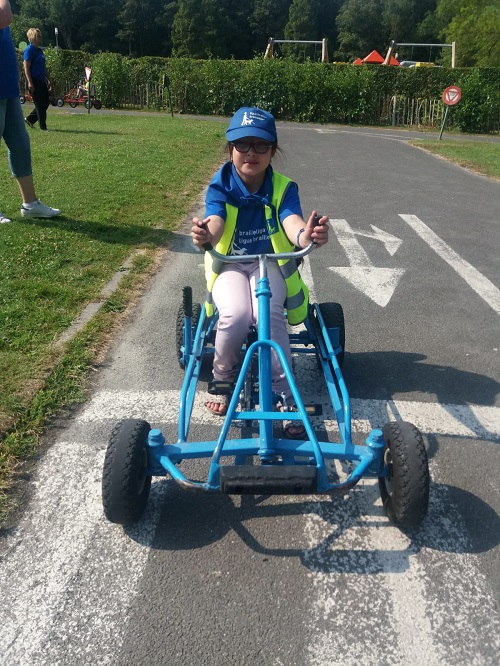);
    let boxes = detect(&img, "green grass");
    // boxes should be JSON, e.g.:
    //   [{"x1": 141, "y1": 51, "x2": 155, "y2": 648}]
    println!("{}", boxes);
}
[
  {"x1": 0, "y1": 112, "x2": 498, "y2": 523},
  {"x1": 0, "y1": 112, "x2": 224, "y2": 519},
  {"x1": 410, "y1": 139, "x2": 500, "y2": 179}
]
